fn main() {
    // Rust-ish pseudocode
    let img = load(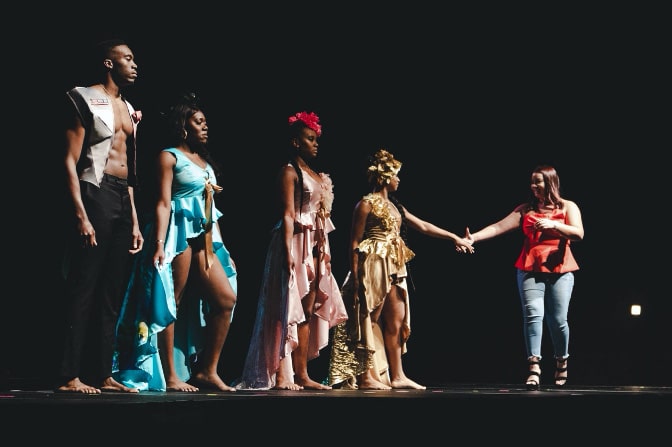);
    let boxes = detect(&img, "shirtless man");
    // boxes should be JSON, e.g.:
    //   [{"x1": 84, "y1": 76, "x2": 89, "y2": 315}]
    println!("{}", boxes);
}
[{"x1": 57, "y1": 39, "x2": 143, "y2": 394}]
